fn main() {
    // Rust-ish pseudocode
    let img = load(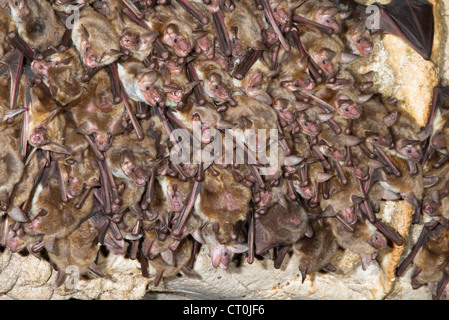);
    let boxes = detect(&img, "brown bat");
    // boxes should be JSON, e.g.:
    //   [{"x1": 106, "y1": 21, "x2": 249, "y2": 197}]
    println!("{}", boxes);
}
[
  {"x1": 115, "y1": 8, "x2": 159, "y2": 62},
  {"x1": 71, "y1": 5, "x2": 122, "y2": 68},
  {"x1": 147, "y1": 236, "x2": 194, "y2": 286},
  {"x1": 193, "y1": 221, "x2": 249, "y2": 270},
  {"x1": 144, "y1": 4, "x2": 198, "y2": 58},
  {"x1": 276, "y1": 45, "x2": 315, "y2": 92},
  {"x1": 7, "y1": 0, "x2": 66, "y2": 53},
  {"x1": 223, "y1": 0, "x2": 266, "y2": 58},
  {"x1": 30, "y1": 47, "x2": 85, "y2": 106},
  {"x1": 341, "y1": 18, "x2": 373, "y2": 57},
  {"x1": 327, "y1": 213, "x2": 388, "y2": 271},
  {"x1": 294, "y1": 0, "x2": 343, "y2": 34},
  {"x1": 0, "y1": 126, "x2": 25, "y2": 211},
  {"x1": 194, "y1": 58, "x2": 235, "y2": 106},
  {"x1": 68, "y1": 69, "x2": 126, "y2": 153},
  {"x1": 195, "y1": 167, "x2": 252, "y2": 244},
  {"x1": 238, "y1": 60, "x2": 273, "y2": 104},
  {"x1": 27, "y1": 86, "x2": 70, "y2": 155},
  {"x1": 294, "y1": 218, "x2": 339, "y2": 282},
  {"x1": 118, "y1": 58, "x2": 165, "y2": 107},
  {"x1": 223, "y1": 93, "x2": 279, "y2": 146},
  {"x1": 0, "y1": 6, "x2": 14, "y2": 59},
  {"x1": 410, "y1": 223, "x2": 449, "y2": 299},
  {"x1": 23, "y1": 170, "x2": 95, "y2": 242},
  {"x1": 374, "y1": 154, "x2": 424, "y2": 224},
  {"x1": 106, "y1": 119, "x2": 159, "y2": 188},
  {"x1": 47, "y1": 217, "x2": 102, "y2": 288},
  {"x1": 296, "y1": 24, "x2": 358, "y2": 78},
  {"x1": 254, "y1": 179, "x2": 311, "y2": 256}
]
